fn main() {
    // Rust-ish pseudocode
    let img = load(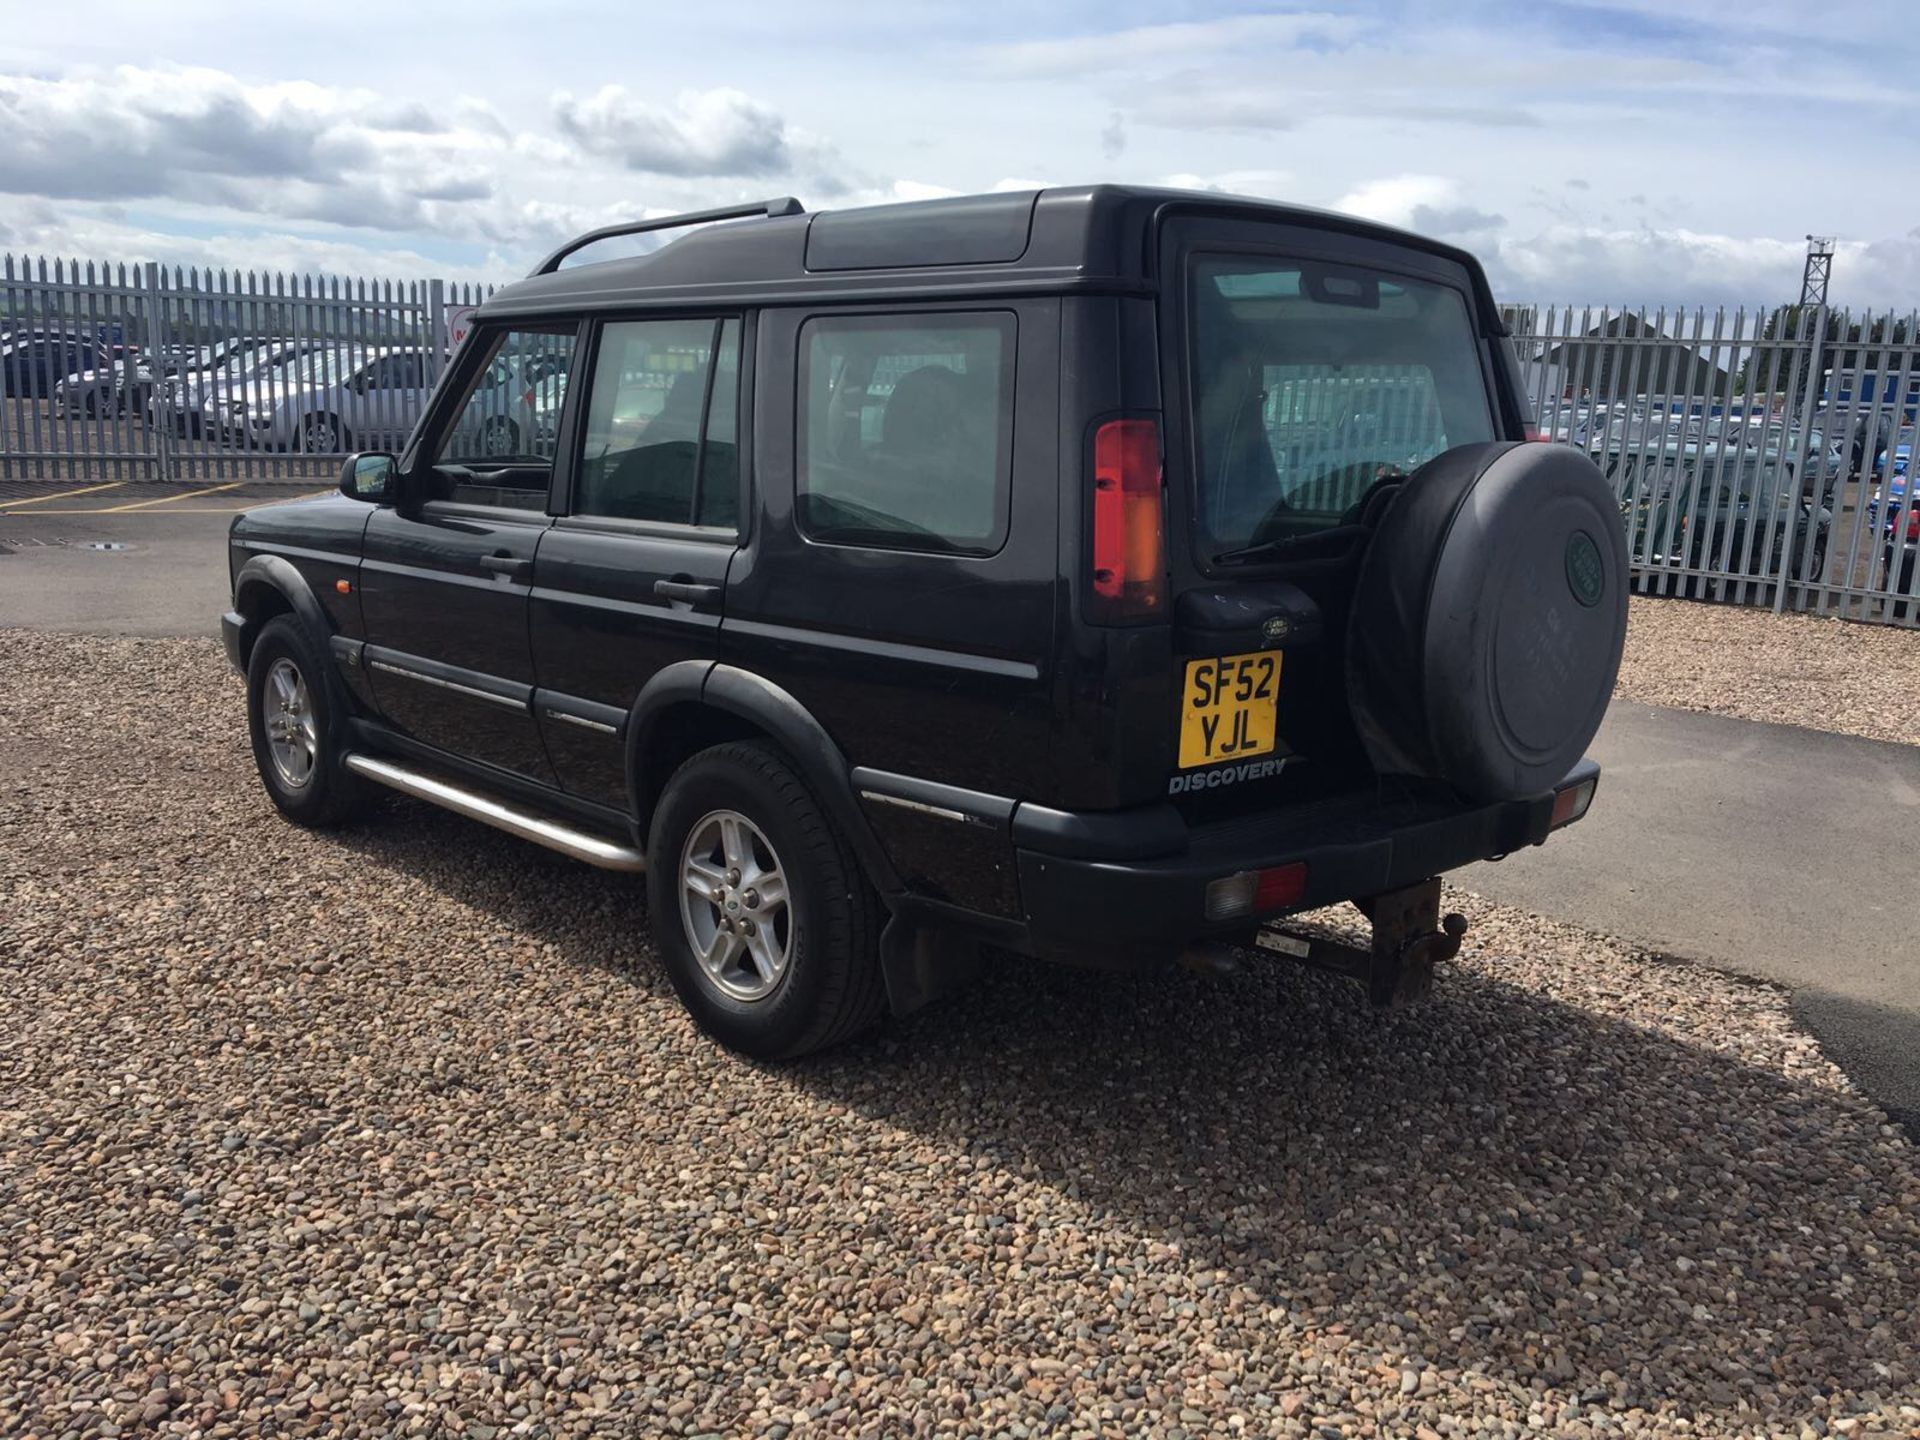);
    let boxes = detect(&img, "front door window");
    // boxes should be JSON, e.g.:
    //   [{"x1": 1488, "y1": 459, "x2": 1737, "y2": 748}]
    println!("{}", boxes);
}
[{"x1": 427, "y1": 326, "x2": 580, "y2": 509}]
